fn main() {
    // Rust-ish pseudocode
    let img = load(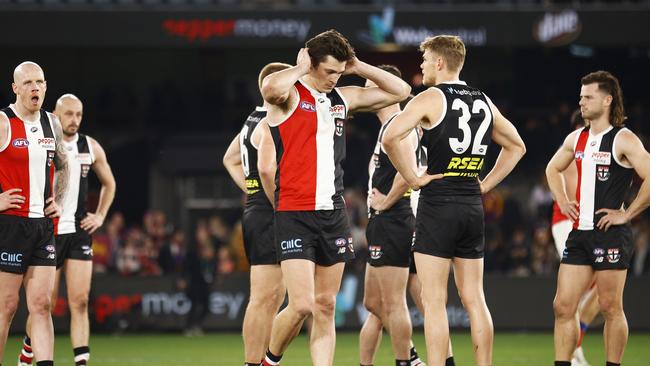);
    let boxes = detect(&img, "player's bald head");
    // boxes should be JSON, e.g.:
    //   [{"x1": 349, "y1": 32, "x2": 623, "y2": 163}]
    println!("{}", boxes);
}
[
  {"x1": 13, "y1": 61, "x2": 44, "y2": 84},
  {"x1": 56, "y1": 93, "x2": 83, "y2": 110}
]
